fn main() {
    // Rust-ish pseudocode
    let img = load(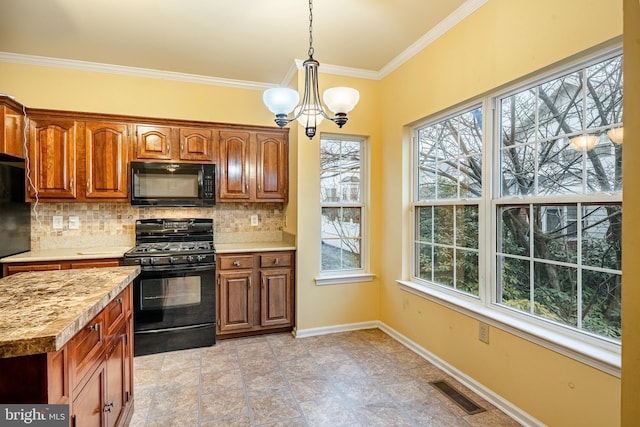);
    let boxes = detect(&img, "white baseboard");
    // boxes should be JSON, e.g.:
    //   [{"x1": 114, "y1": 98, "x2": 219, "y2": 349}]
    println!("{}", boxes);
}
[{"x1": 295, "y1": 320, "x2": 545, "y2": 427}]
